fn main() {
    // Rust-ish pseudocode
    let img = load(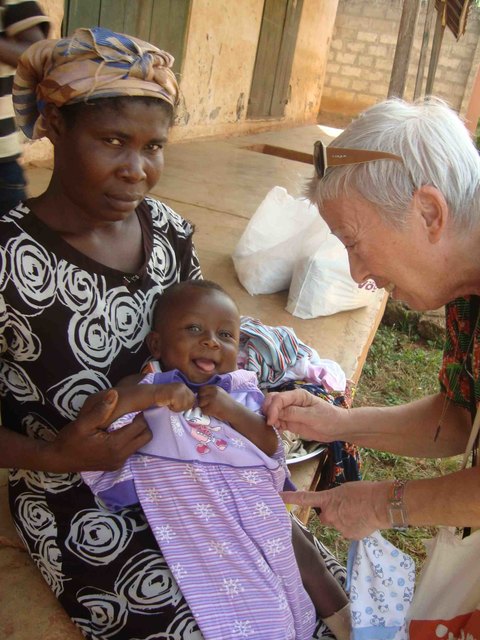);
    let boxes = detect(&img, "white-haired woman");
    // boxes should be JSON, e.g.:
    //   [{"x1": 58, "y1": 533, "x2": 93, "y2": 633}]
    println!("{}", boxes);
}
[{"x1": 264, "y1": 98, "x2": 480, "y2": 539}]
